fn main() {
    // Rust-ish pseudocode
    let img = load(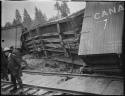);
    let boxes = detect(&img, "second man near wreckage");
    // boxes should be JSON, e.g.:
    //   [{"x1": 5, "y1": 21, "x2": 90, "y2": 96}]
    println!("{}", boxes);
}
[{"x1": 4, "y1": 47, "x2": 23, "y2": 93}]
